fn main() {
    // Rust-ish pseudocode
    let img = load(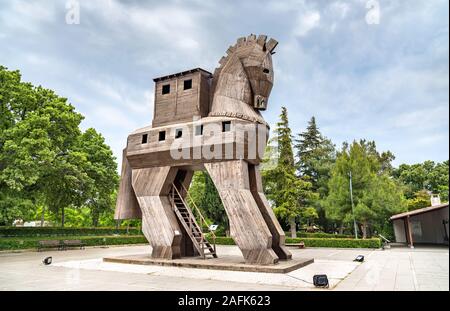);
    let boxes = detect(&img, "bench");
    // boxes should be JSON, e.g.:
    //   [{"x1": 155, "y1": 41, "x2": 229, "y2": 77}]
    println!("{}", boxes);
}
[
  {"x1": 62, "y1": 239, "x2": 85, "y2": 250},
  {"x1": 286, "y1": 242, "x2": 305, "y2": 249},
  {"x1": 38, "y1": 240, "x2": 62, "y2": 252}
]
